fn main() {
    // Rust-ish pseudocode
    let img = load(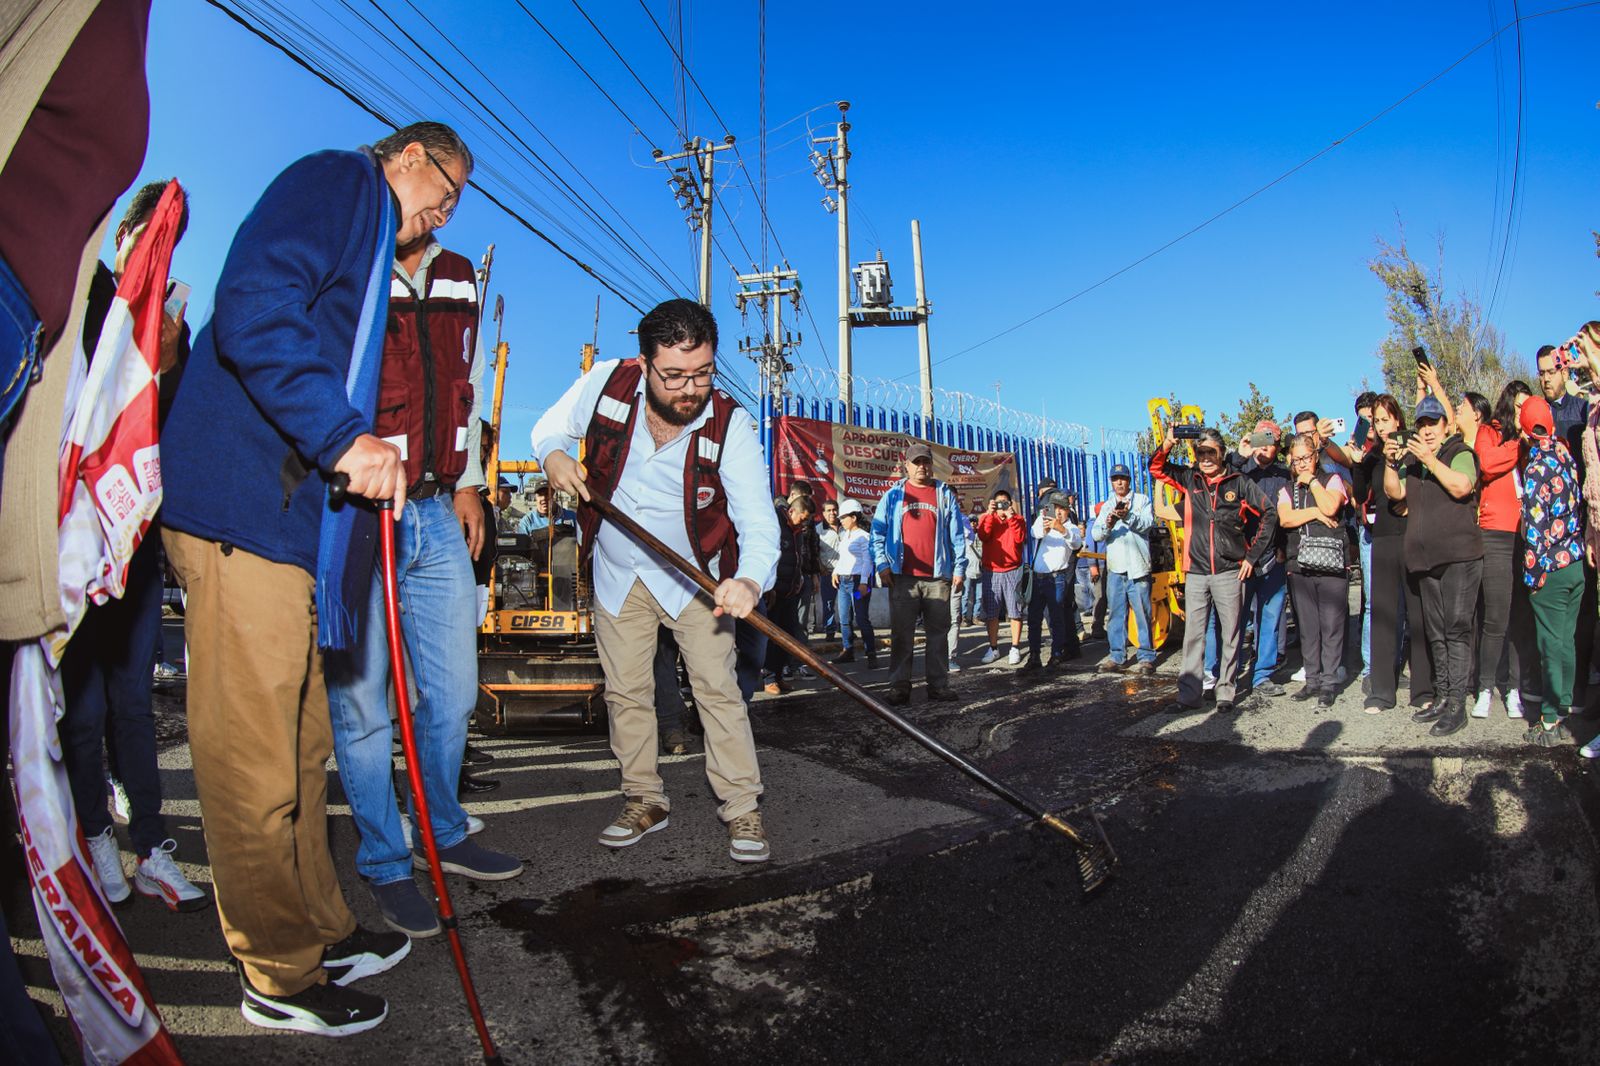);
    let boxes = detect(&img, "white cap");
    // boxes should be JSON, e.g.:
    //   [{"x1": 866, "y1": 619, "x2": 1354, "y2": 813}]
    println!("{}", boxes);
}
[{"x1": 838, "y1": 498, "x2": 863, "y2": 517}]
